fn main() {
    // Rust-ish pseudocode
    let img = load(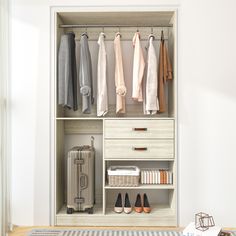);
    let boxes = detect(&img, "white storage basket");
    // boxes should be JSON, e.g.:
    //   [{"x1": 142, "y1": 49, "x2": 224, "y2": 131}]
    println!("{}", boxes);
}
[{"x1": 107, "y1": 166, "x2": 140, "y2": 187}]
